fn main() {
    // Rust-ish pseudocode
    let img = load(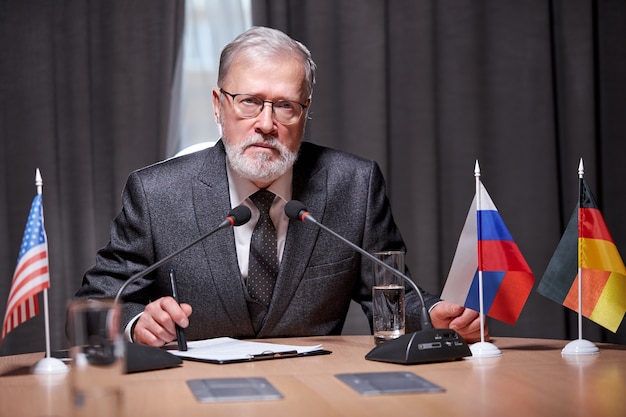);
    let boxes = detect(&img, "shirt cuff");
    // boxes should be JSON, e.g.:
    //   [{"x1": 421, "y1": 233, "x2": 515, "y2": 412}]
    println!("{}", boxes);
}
[
  {"x1": 124, "y1": 312, "x2": 143, "y2": 342},
  {"x1": 428, "y1": 300, "x2": 443, "y2": 314}
]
